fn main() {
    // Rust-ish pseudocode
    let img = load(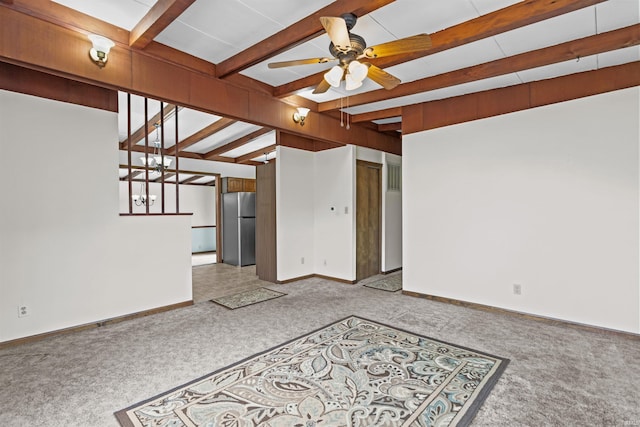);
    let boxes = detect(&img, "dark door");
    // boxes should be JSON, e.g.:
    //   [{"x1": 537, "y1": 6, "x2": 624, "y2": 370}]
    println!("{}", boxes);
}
[{"x1": 356, "y1": 161, "x2": 382, "y2": 281}]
